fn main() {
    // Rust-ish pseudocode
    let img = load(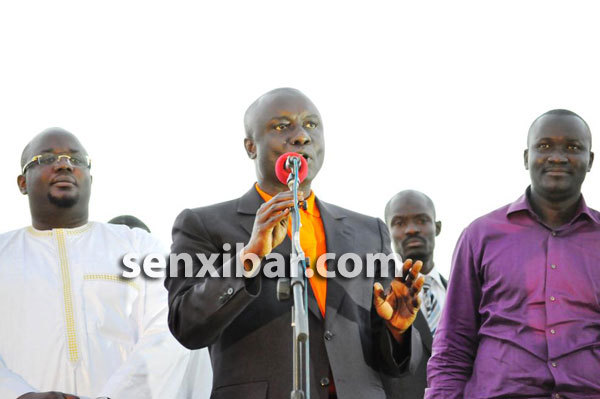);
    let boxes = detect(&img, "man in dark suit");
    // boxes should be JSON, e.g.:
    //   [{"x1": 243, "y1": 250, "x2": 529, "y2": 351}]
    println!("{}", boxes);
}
[
  {"x1": 165, "y1": 88, "x2": 424, "y2": 399},
  {"x1": 384, "y1": 190, "x2": 448, "y2": 399}
]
